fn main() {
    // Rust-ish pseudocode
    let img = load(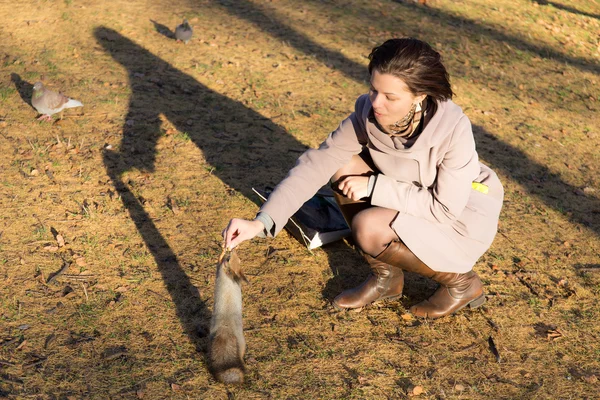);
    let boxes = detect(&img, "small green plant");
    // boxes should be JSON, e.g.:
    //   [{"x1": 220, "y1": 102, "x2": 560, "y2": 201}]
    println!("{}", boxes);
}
[
  {"x1": 34, "y1": 225, "x2": 48, "y2": 240},
  {"x1": 174, "y1": 132, "x2": 191, "y2": 141},
  {"x1": 0, "y1": 87, "x2": 16, "y2": 101}
]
